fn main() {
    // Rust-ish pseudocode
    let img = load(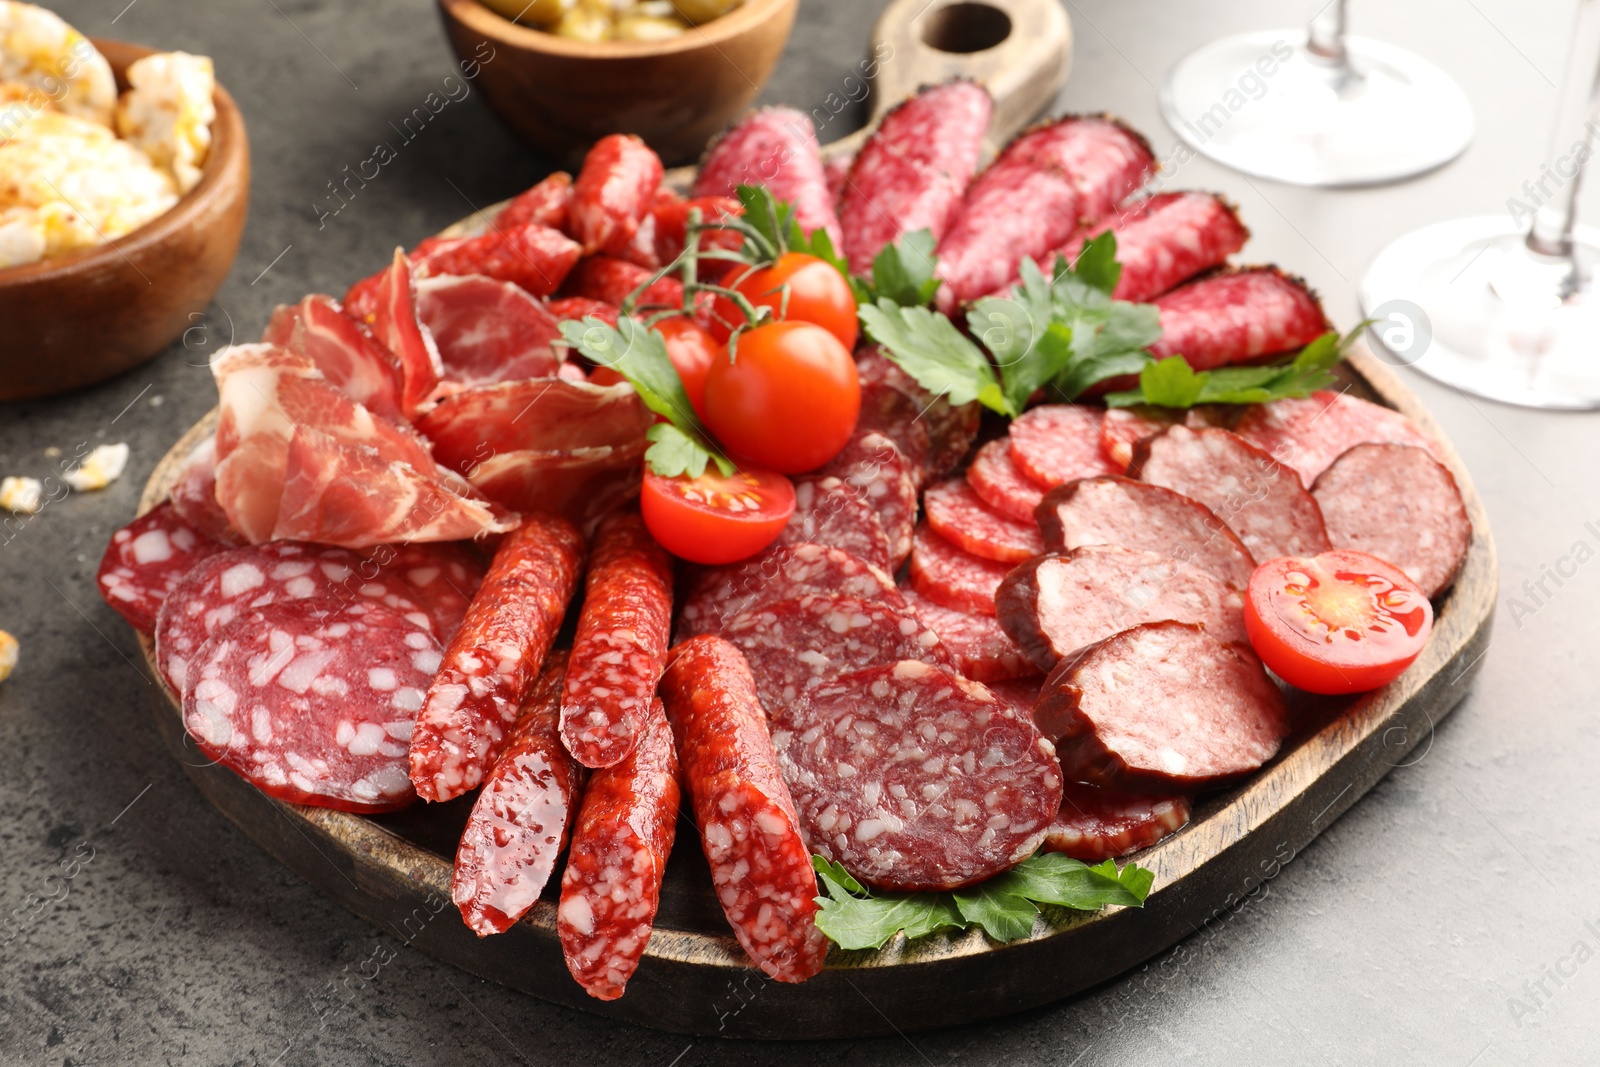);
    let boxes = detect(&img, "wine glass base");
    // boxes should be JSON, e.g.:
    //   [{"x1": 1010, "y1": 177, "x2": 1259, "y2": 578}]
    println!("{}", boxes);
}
[
  {"x1": 1360, "y1": 216, "x2": 1600, "y2": 411},
  {"x1": 1160, "y1": 30, "x2": 1474, "y2": 187}
]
